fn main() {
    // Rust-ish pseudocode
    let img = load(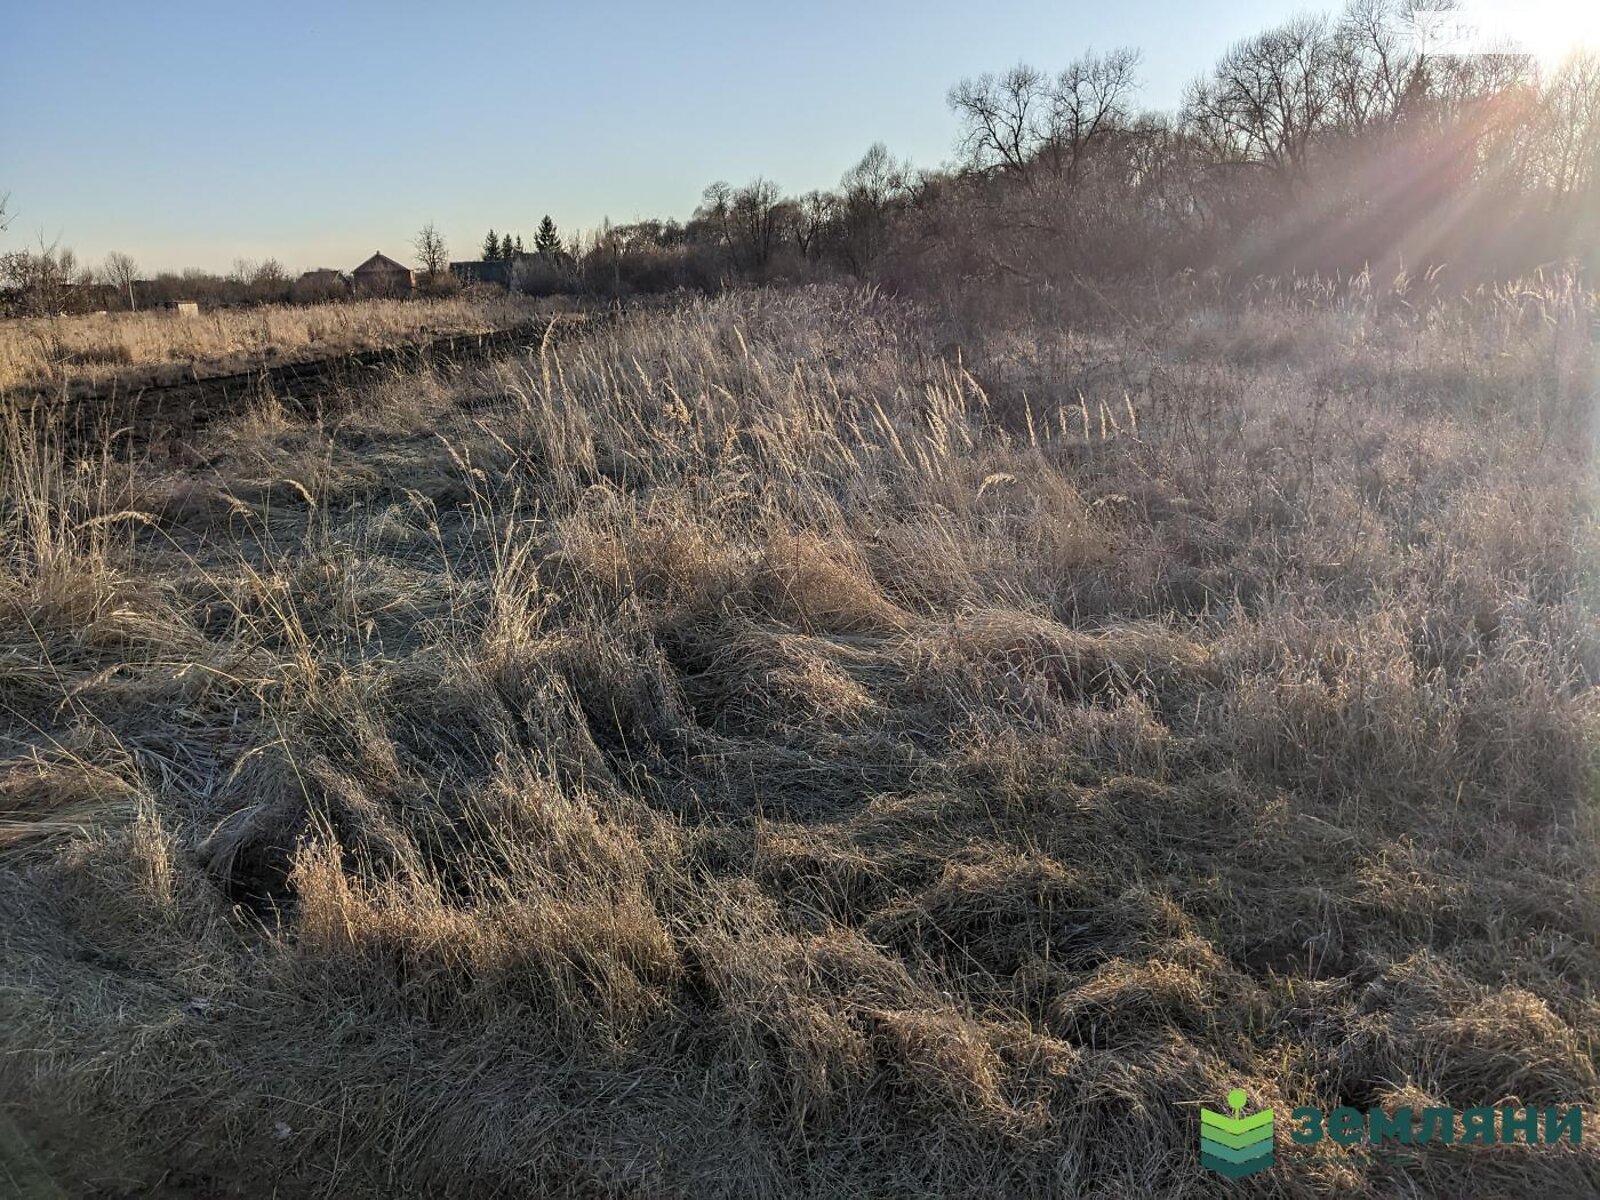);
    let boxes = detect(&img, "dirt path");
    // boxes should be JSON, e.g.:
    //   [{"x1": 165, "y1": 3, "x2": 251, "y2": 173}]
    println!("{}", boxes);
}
[{"x1": 3, "y1": 314, "x2": 597, "y2": 456}]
